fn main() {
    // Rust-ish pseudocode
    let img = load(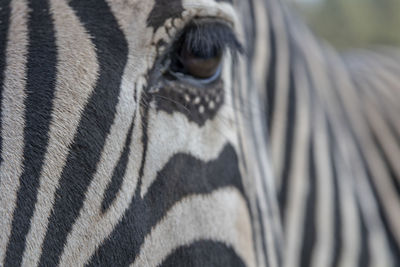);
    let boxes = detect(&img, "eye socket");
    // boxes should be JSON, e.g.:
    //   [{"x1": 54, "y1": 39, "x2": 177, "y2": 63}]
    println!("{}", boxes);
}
[{"x1": 167, "y1": 20, "x2": 243, "y2": 83}]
